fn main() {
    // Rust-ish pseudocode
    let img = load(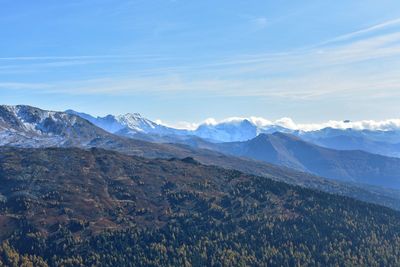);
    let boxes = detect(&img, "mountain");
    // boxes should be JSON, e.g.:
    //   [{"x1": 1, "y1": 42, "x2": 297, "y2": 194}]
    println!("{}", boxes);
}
[
  {"x1": 213, "y1": 132, "x2": 400, "y2": 190},
  {"x1": 0, "y1": 147, "x2": 400, "y2": 266},
  {"x1": 67, "y1": 110, "x2": 400, "y2": 157},
  {"x1": 193, "y1": 119, "x2": 258, "y2": 142},
  {"x1": 0, "y1": 105, "x2": 108, "y2": 147},
  {"x1": 65, "y1": 109, "x2": 188, "y2": 137},
  {"x1": 195, "y1": 120, "x2": 400, "y2": 157},
  {"x1": 299, "y1": 128, "x2": 400, "y2": 157},
  {"x1": 65, "y1": 110, "x2": 296, "y2": 143},
  {"x1": 300, "y1": 127, "x2": 400, "y2": 144},
  {"x1": 0, "y1": 105, "x2": 197, "y2": 159},
  {"x1": 65, "y1": 110, "x2": 126, "y2": 133},
  {"x1": 2, "y1": 105, "x2": 400, "y2": 211}
]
